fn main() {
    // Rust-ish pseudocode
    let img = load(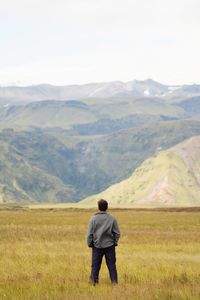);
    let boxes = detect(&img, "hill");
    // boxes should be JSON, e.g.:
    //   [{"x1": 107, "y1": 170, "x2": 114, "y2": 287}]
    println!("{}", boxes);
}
[
  {"x1": 0, "y1": 97, "x2": 184, "y2": 130},
  {"x1": 176, "y1": 96, "x2": 200, "y2": 118},
  {"x1": 0, "y1": 130, "x2": 76, "y2": 203},
  {"x1": 2, "y1": 121, "x2": 200, "y2": 203},
  {"x1": 80, "y1": 136, "x2": 200, "y2": 207},
  {"x1": 0, "y1": 100, "x2": 97, "y2": 130}
]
